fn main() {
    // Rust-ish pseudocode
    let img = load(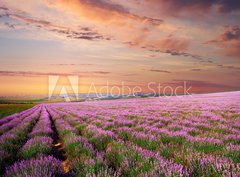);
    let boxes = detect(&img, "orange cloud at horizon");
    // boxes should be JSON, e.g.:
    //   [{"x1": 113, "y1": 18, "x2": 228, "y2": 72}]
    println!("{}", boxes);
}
[{"x1": 0, "y1": 73, "x2": 239, "y2": 97}]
